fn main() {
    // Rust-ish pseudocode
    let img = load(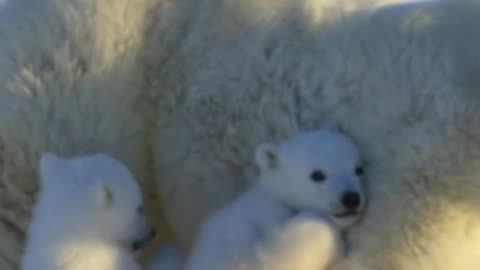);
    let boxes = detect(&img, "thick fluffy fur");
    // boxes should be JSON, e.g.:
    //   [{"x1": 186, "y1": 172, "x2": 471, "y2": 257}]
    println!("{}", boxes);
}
[
  {"x1": 150, "y1": 0, "x2": 480, "y2": 270},
  {"x1": 180, "y1": 130, "x2": 363, "y2": 270},
  {"x1": 0, "y1": 0, "x2": 160, "y2": 268},
  {"x1": 150, "y1": 213, "x2": 341, "y2": 270},
  {"x1": 2, "y1": 0, "x2": 480, "y2": 269},
  {"x1": 22, "y1": 153, "x2": 154, "y2": 270},
  {"x1": 240, "y1": 212, "x2": 341, "y2": 270}
]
